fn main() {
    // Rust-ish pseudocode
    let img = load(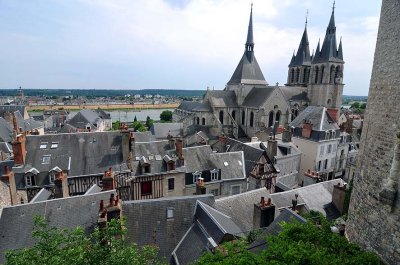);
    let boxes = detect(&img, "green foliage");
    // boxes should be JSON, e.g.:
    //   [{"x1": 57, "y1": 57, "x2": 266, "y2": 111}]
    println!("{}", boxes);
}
[
  {"x1": 195, "y1": 214, "x2": 382, "y2": 265},
  {"x1": 360, "y1": 102, "x2": 367, "y2": 109},
  {"x1": 350, "y1": 102, "x2": 360, "y2": 109},
  {"x1": 134, "y1": 116, "x2": 137, "y2": 122},
  {"x1": 145, "y1": 116, "x2": 154, "y2": 129},
  {"x1": 5, "y1": 216, "x2": 166, "y2": 265},
  {"x1": 343, "y1": 178, "x2": 354, "y2": 217},
  {"x1": 160, "y1": 110, "x2": 173, "y2": 122},
  {"x1": 112, "y1": 121, "x2": 121, "y2": 130}
]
